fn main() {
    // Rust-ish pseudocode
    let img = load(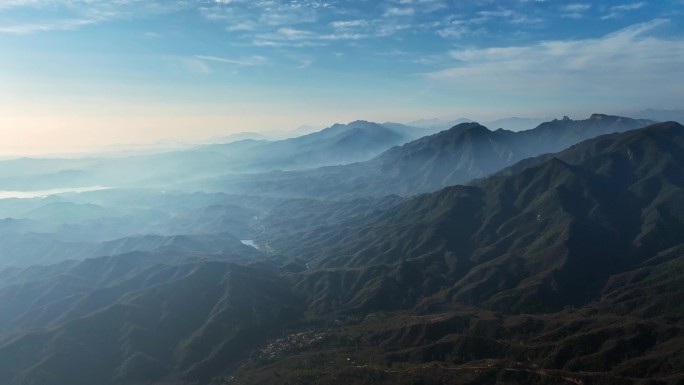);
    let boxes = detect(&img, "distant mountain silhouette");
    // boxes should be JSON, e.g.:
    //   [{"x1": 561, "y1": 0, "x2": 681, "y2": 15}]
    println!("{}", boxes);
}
[
  {"x1": 405, "y1": 117, "x2": 474, "y2": 132},
  {"x1": 21, "y1": 201, "x2": 115, "y2": 223},
  {"x1": 209, "y1": 114, "x2": 654, "y2": 198},
  {"x1": 406, "y1": 116, "x2": 549, "y2": 132},
  {"x1": 483, "y1": 116, "x2": 548, "y2": 131},
  {"x1": 0, "y1": 120, "x2": 422, "y2": 191},
  {"x1": 241, "y1": 120, "x2": 417, "y2": 170},
  {"x1": 0, "y1": 115, "x2": 650, "y2": 192},
  {"x1": 628, "y1": 108, "x2": 684, "y2": 124}
]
